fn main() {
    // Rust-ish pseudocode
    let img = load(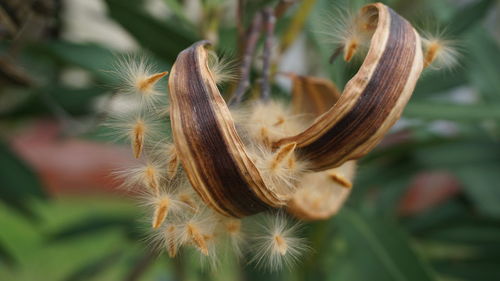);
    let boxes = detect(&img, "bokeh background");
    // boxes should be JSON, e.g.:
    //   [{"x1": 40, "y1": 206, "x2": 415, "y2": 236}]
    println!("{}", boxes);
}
[{"x1": 1, "y1": 0, "x2": 500, "y2": 280}]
